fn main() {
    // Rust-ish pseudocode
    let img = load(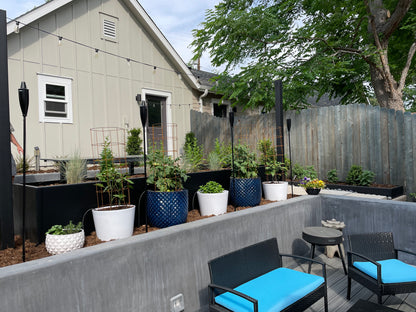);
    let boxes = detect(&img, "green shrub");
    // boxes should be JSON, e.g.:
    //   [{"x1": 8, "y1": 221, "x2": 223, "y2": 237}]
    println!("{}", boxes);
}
[
  {"x1": 182, "y1": 132, "x2": 204, "y2": 172},
  {"x1": 359, "y1": 170, "x2": 375, "y2": 186},
  {"x1": 346, "y1": 165, "x2": 375, "y2": 186},
  {"x1": 212, "y1": 138, "x2": 232, "y2": 168},
  {"x1": 207, "y1": 151, "x2": 221, "y2": 171},
  {"x1": 198, "y1": 181, "x2": 224, "y2": 193},
  {"x1": 16, "y1": 154, "x2": 33, "y2": 173},
  {"x1": 326, "y1": 169, "x2": 339, "y2": 183},
  {"x1": 292, "y1": 164, "x2": 317, "y2": 180},
  {"x1": 46, "y1": 221, "x2": 82, "y2": 235},
  {"x1": 65, "y1": 150, "x2": 87, "y2": 184},
  {"x1": 234, "y1": 143, "x2": 258, "y2": 179},
  {"x1": 126, "y1": 128, "x2": 143, "y2": 156}
]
